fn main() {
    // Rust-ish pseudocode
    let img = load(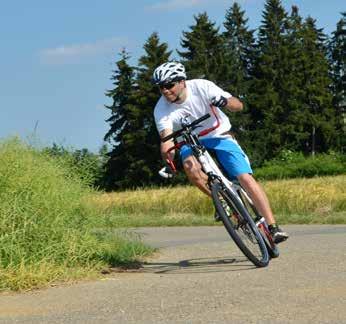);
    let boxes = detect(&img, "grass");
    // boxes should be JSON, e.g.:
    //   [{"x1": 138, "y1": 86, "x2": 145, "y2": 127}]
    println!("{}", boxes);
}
[
  {"x1": 0, "y1": 138, "x2": 153, "y2": 292},
  {"x1": 92, "y1": 175, "x2": 346, "y2": 226},
  {"x1": 262, "y1": 176, "x2": 346, "y2": 224}
]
